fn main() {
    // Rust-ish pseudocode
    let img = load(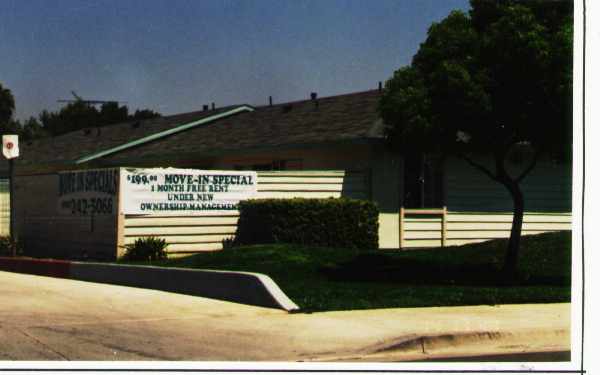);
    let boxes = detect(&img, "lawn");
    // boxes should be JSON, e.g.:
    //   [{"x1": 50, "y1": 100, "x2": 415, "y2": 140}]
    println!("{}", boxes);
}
[{"x1": 141, "y1": 231, "x2": 571, "y2": 312}]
